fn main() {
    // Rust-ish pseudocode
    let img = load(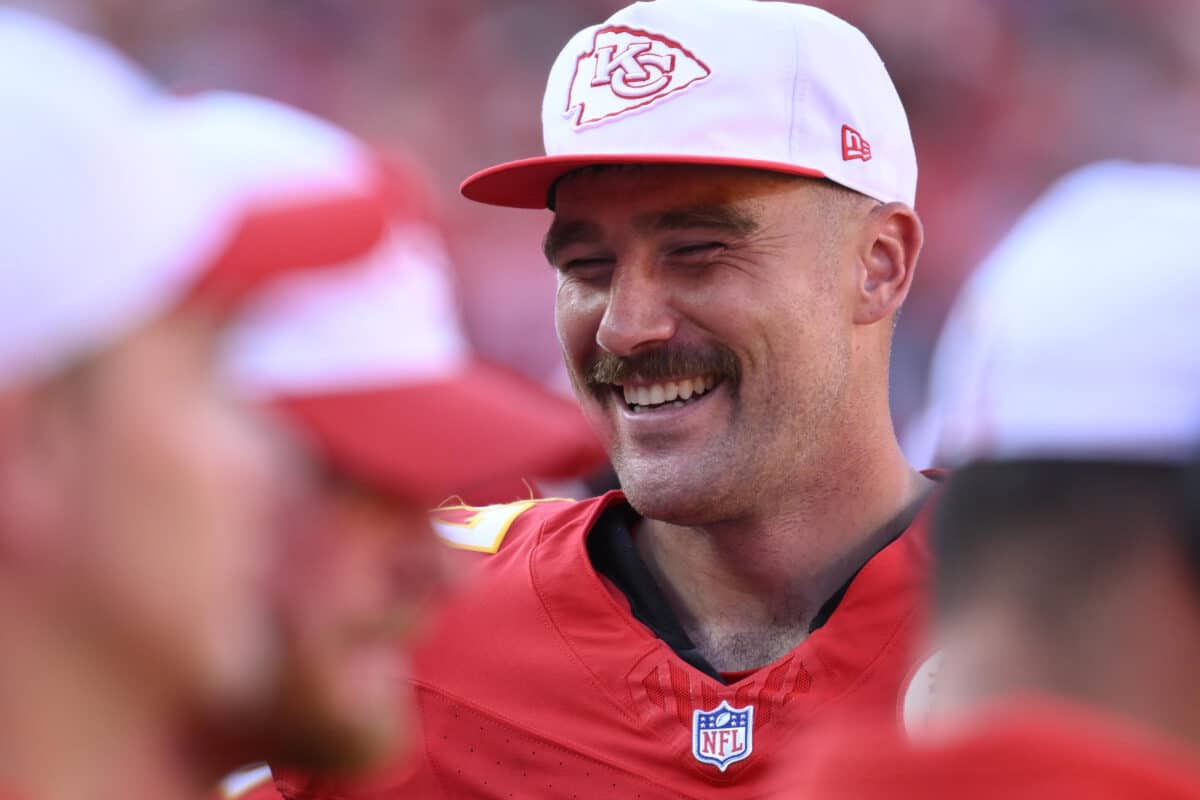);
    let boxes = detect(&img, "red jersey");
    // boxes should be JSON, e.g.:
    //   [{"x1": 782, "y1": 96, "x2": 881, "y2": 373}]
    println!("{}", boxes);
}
[
  {"x1": 790, "y1": 699, "x2": 1200, "y2": 799},
  {"x1": 274, "y1": 489, "x2": 933, "y2": 799}
]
